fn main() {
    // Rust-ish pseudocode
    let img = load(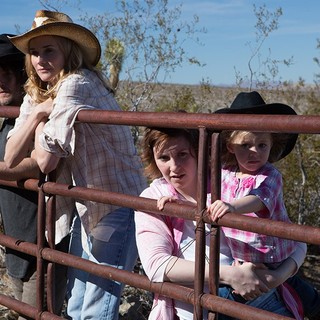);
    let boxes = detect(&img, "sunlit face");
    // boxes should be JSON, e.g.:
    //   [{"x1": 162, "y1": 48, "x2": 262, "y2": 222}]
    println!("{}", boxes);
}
[
  {"x1": 227, "y1": 131, "x2": 272, "y2": 175},
  {"x1": 0, "y1": 66, "x2": 22, "y2": 106},
  {"x1": 29, "y1": 35, "x2": 65, "y2": 85},
  {"x1": 154, "y1": 136, "x2": 198, "y2": 199}
]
